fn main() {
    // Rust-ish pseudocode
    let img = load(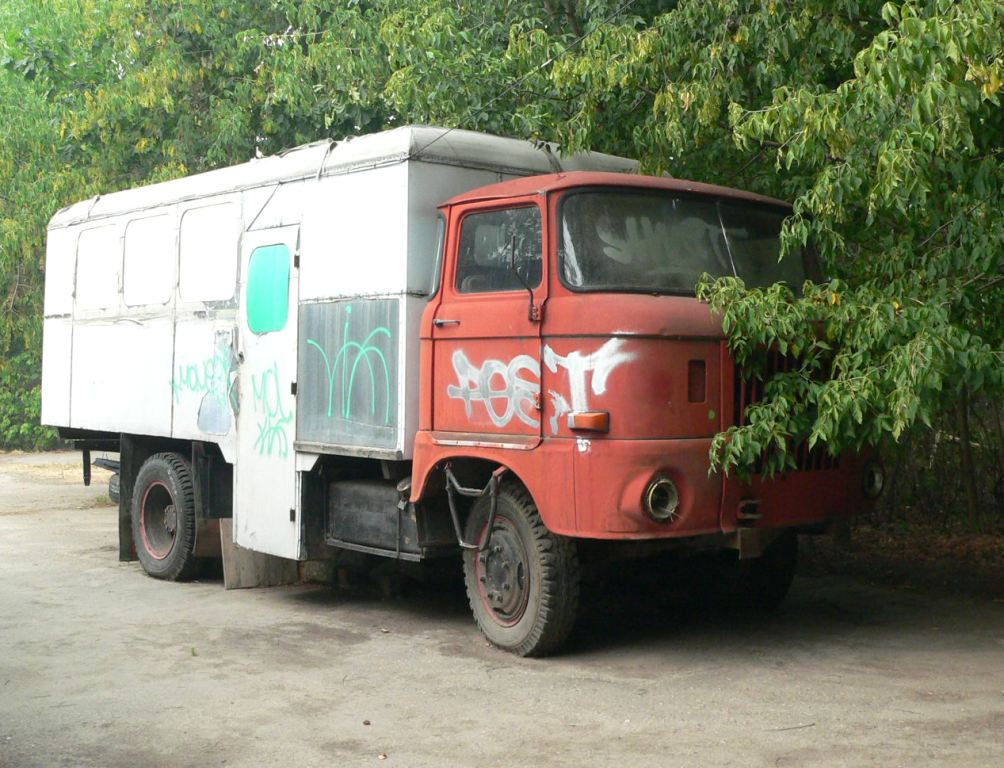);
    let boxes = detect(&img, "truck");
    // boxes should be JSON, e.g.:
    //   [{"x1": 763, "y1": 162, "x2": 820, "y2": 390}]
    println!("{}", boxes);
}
[{"x1": 41, "y1": 125, "x2": 883, "y2": 656}]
